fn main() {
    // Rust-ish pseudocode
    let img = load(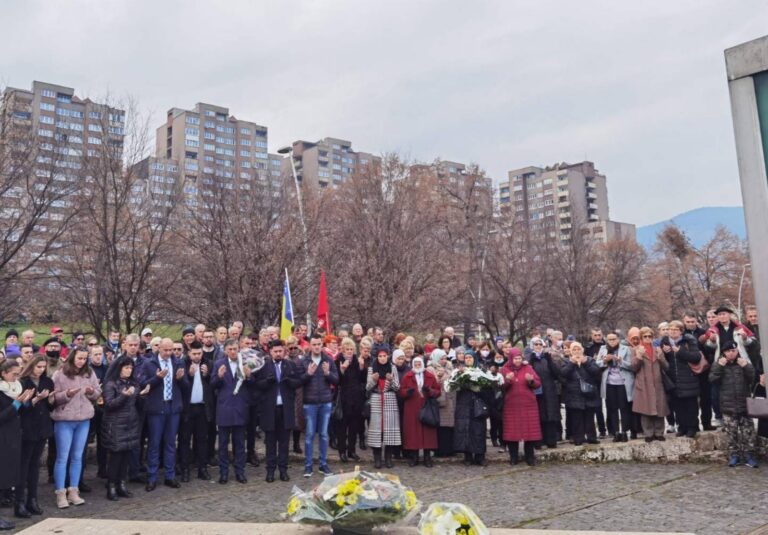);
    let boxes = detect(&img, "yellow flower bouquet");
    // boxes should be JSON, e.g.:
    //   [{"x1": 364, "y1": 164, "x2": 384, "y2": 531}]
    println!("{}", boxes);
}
[
  {"x1": 418, "y1": 503, "x2": 489, "y2": 535},
  {"x1": 285, "y1": 470, "x2": 420, "y2": 534}
]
